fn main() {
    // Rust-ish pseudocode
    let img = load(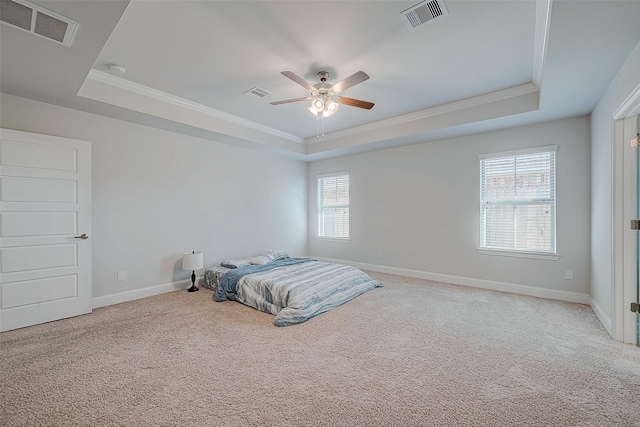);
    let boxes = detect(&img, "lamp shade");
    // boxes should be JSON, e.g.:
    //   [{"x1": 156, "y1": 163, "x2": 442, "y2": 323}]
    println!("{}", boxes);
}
[{"x1": 183, "y1": 251, "x2": 203, "y2": 271}]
